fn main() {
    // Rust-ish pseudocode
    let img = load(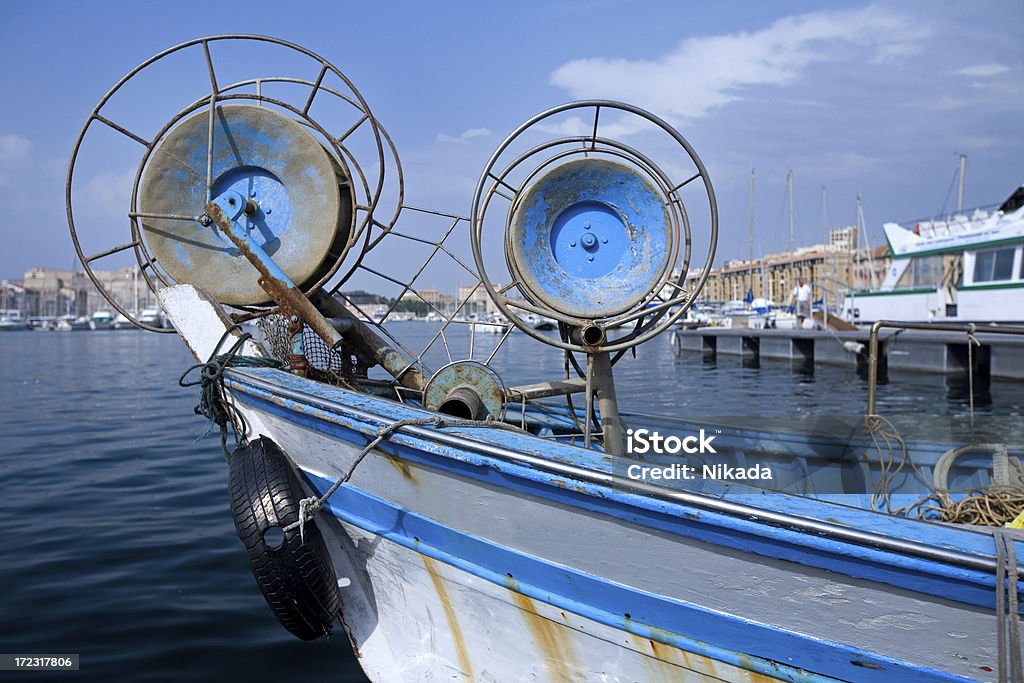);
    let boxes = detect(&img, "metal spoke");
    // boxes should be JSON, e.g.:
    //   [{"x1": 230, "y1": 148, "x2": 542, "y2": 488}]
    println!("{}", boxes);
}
[
  {"x1": 302, "y1": 62, "x2": 329, "y2": 116},
  {"x1": 336, "y1": 113, "x2": 369, "y2": 144},
  {"x1": 670, "y1": 172, "x2": 701, "y2": 194},
  {"x1": 129, "y1": 212, "x2": 197, "y2": 222},
  {"x1": 202, "y1": 40, "x2": 219, "y2": 93},
  {"x1": 92, "y1": 115, "x2": 150, "y2": 147},
  {"x1": 202, "y1": 42, "x2": 220, "y2": 203},
  {"x1": 488, "y1": 172, "x2": 520, "y2": 197},
  {"x1": 403, "y1": 205, "x2": 467, "y2": 222},
  {"x1": 85, "y1": 241, "x2": 141, "y2": 263},
  {"x1": 590, "y1": 105, "x2": 601, "y2": 150},
  {"x1": 484, "y1": 324, "x2": 515, "y2": 365}
]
